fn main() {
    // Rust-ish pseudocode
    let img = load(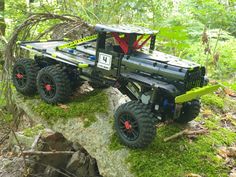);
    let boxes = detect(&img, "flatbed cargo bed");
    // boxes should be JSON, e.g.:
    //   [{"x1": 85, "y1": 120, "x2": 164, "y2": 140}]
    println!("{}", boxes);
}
[{"x1": 19, "y1": 40, "x2": 96, "y2": 67}]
